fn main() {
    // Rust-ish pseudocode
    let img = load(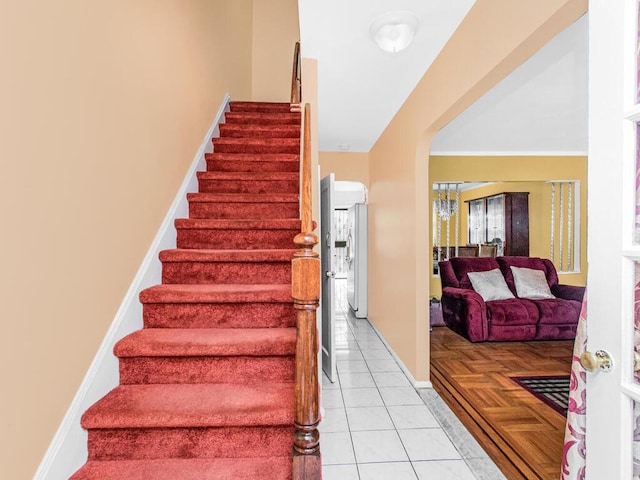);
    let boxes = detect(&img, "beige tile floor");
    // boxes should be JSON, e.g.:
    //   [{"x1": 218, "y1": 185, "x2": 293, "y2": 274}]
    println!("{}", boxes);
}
[{"x1": 320, "y1": 280, "x2": 506, "y2": 480}]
